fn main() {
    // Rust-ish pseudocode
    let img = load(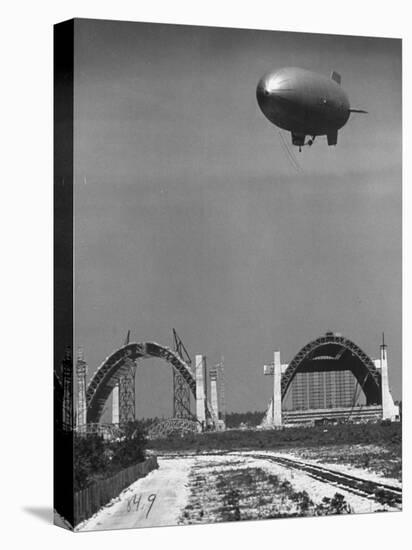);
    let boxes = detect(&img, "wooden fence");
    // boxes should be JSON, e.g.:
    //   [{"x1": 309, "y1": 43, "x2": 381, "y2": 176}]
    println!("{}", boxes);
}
[{"x1": 74, "y1": 456, "x2": 158, "y2": 525}]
